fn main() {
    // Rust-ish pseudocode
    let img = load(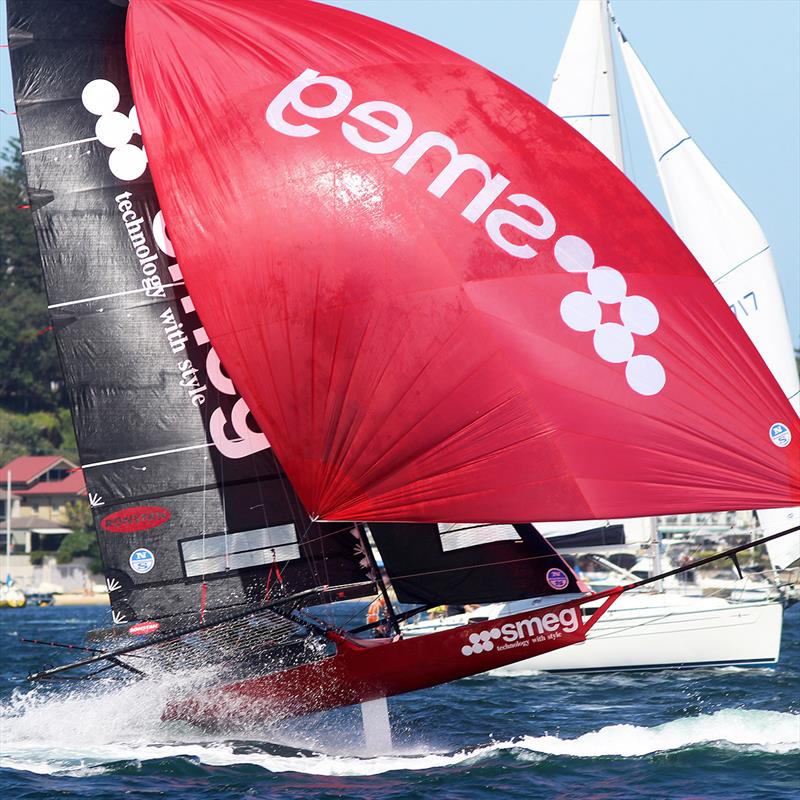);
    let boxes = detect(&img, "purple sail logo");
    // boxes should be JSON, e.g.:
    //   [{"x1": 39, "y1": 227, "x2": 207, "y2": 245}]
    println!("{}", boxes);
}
[{"x1": 101, "y1": 506, "x2": 171, "y2": 533}]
